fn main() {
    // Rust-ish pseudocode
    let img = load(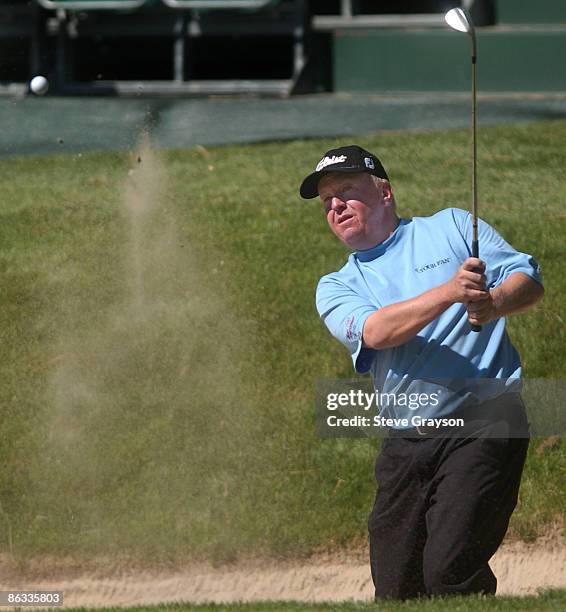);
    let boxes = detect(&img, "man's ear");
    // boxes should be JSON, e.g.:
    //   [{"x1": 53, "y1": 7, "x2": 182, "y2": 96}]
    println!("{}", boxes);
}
[{"x1": 381, "y1": 180, "x2": 394, "y2": 205}]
